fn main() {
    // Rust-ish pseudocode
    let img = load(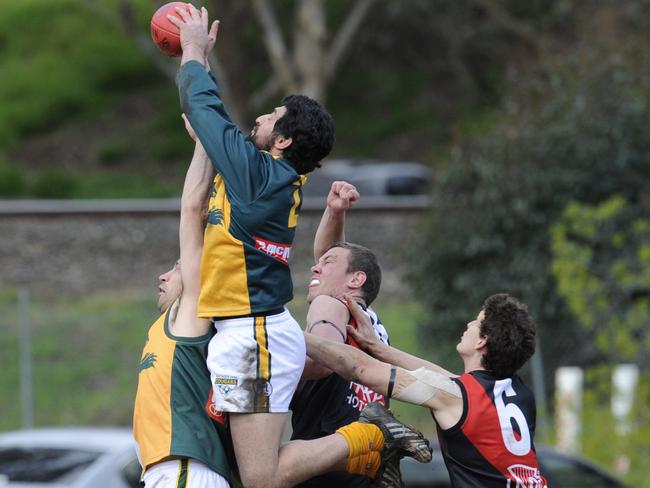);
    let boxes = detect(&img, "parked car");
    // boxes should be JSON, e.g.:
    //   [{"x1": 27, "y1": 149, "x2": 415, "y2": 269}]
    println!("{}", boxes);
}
[
  {"x1": 400, "y1": 443, "x2": 628, "y2": 487},
  {"x1": 302, "y1": 159, "x2": 431, "y2": 198},
  {"x1": 1, "y1": 427, "x2": 625, "y2": 487},
  {"x1": 0, "y1": 428, "x2": 141, "y2": 488}
]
